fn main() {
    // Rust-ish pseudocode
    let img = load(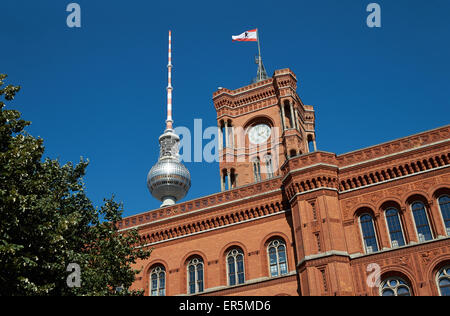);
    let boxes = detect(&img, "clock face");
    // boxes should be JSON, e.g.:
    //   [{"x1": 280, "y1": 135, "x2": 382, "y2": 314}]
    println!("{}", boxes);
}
[{"x1": 249, "y1": 124, "x2": 271, "y2": 145}]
